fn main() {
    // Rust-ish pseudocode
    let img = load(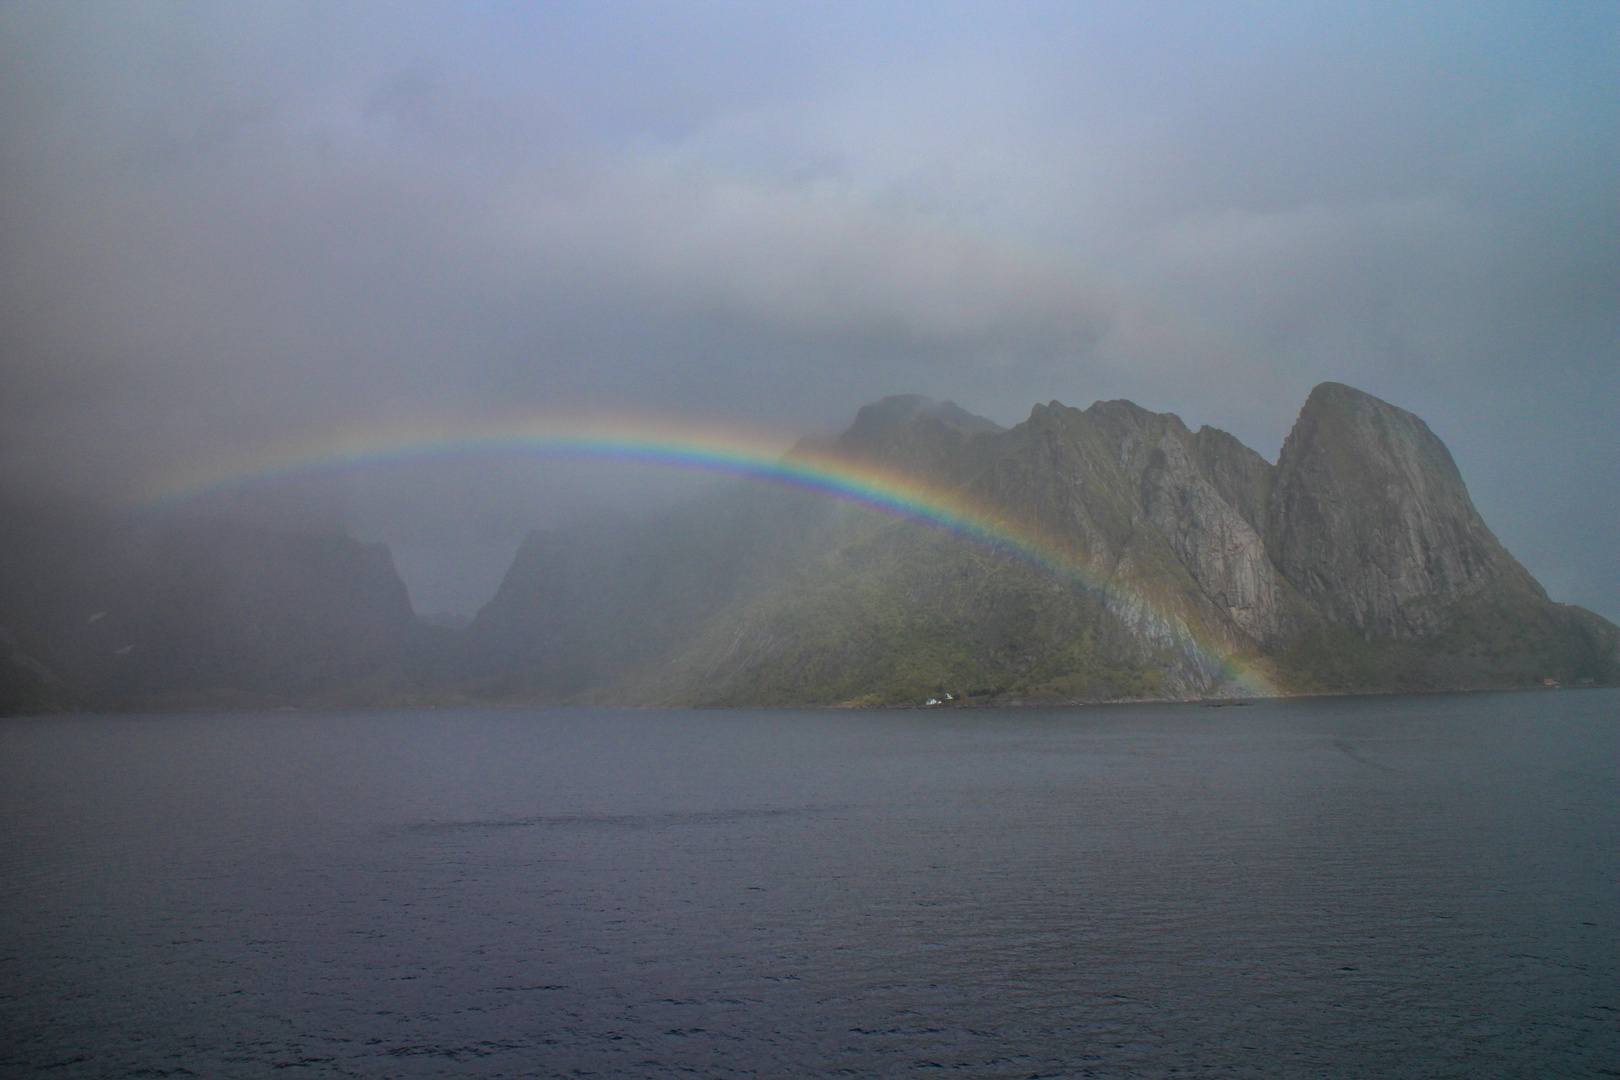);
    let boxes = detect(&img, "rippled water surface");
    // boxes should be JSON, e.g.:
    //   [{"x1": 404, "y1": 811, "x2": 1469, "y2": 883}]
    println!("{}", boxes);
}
[{"x1": 3, "y1": 692, "x2": 1618, "y2": 1078}]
